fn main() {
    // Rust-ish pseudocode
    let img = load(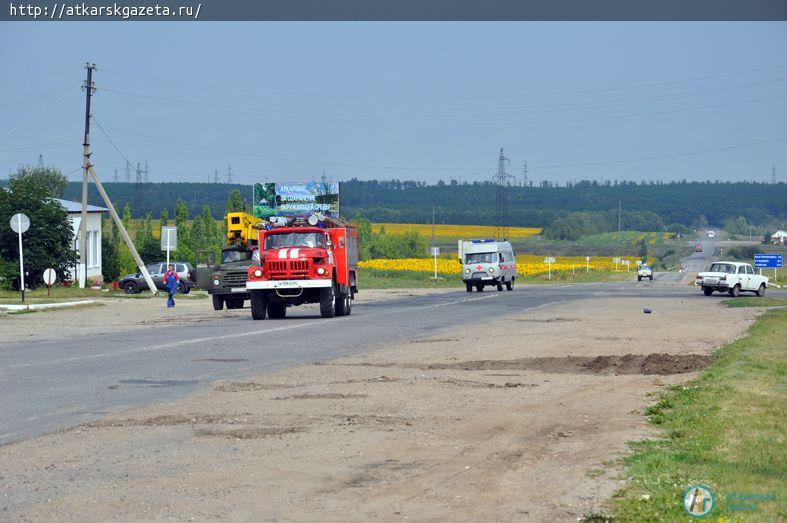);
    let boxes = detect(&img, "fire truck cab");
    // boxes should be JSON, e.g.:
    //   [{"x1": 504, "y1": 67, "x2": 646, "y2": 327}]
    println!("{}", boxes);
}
[{"x1": 245, "y1": 215, "x2": 358, "y2": 320}]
